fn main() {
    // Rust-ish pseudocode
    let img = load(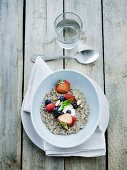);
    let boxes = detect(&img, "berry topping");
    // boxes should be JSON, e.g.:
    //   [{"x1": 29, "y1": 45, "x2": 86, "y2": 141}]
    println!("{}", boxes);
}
[
  {"x1": 72, "y1": 102, "x2": 78, "y2": 109},
  {"x1": 57, "y1": 113, "x2": 72, "y2": 125},
  {"x1": 58, "y1": 111, "x2": 64, "y2": 115},
  {"x1": 52, "y1": 110, "x2": 64, "y2": 118},
  {"x1": 46, "y1": 103, "x2": 55, "y2": 112},
  {"x1": 59, "y1": 96, "x2": 65, "y2": 102},
  {"x1": 65, "y1": 93, "x2": 75, "y2": 102},
  {"x1": 45, "y1": 99, "x2": 51, "y2": 106},
  {"x1": 44, "y1": 80, "x2": 79, "y2": 130},
  {"x1": 53, "y1": 112, "x2": 59, "y2": 118},
  {"x1": 57, "y1": 113, "x2": 76, "y2": 126},
  {"x1": 56, "y1": 80, "x2": 70, "y2": 94},
  {"x1": 72, "y1": 116, "x2": 77, "y2": 124},
  {"x1": 66, "y1": 110, "x2": 71, "y2": 114},
  {"x1": 53, "y1": 107, "x2": 58, "y2": 112}
]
